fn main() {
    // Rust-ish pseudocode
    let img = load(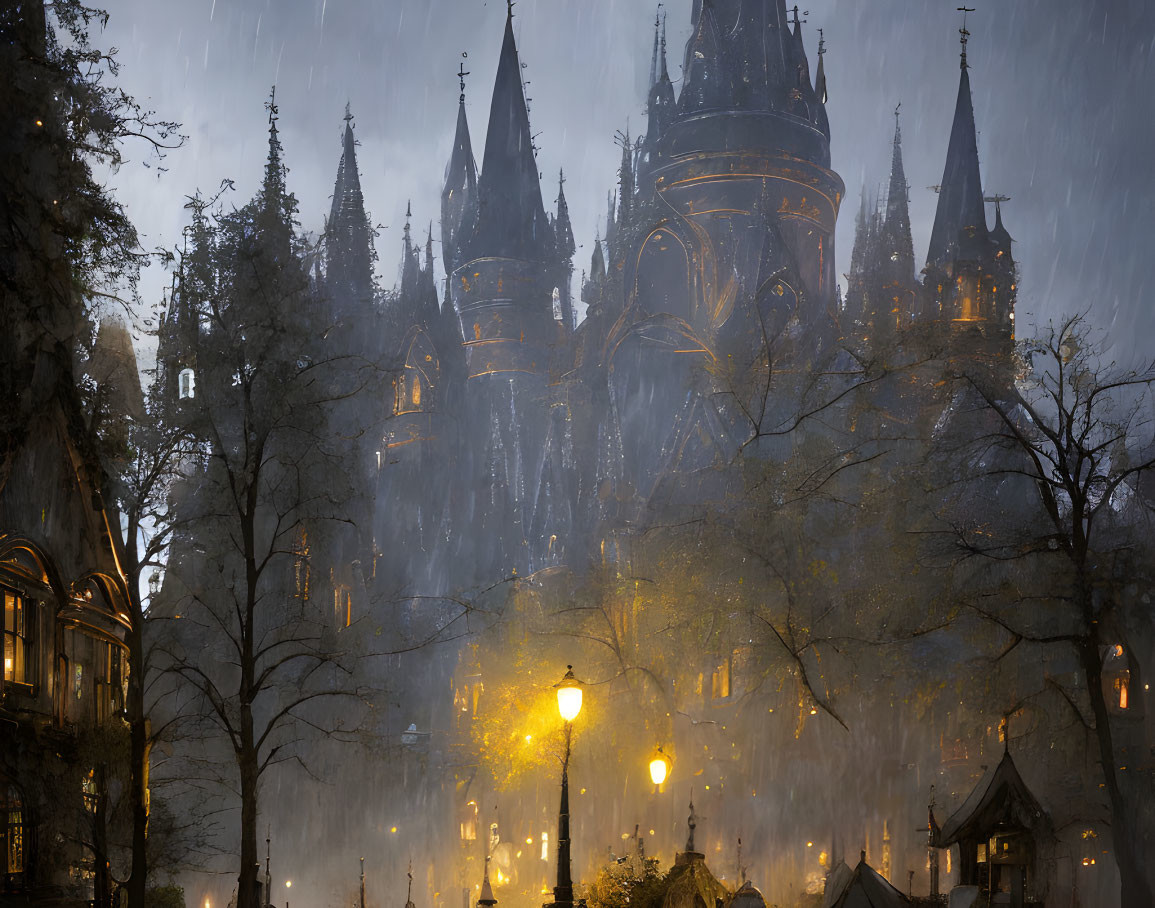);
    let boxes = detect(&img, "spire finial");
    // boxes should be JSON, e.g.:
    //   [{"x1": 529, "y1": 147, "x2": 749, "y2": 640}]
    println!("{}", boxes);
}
[
  {"x1": 958, "y1": 6, "x2": 975, "y2": 69},
  {"x1": 506, "y1": 0, "x2": 514, "y2": 19},
  {"x1": 457, "y1": 55, "x2": 470, "y2": 102},
  {"x1": 894, "y1": 101, "x2": 902, "y2": 144},
  {"x1": 265, "y1": 85, "x2": 278, "y2": 125},
  {"x1": 791, "y1": 5, "x2": 807, "y2": 29},
  {"x1": 406, "y1": 200, "x2": 412, "y2": 221},
  {"x1": 818, "y1": 26, "x2": 825, "y2": 54},
  {"x1": 344, "y1": 101, "x2": 353, "y2": 124}
]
